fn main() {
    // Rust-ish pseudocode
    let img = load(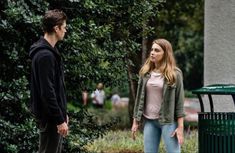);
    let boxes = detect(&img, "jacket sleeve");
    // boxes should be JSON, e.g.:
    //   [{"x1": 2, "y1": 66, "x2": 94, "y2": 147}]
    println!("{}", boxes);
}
[
  {"x1": 175, "y1": 70, "x2": 185, "y2": 118},
  {"x1": 37, "y1": 52, "x2": 64, "y2": 125},
  {"x1": 133, "y1": 77, "x2": 143, "y2": 119}
]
